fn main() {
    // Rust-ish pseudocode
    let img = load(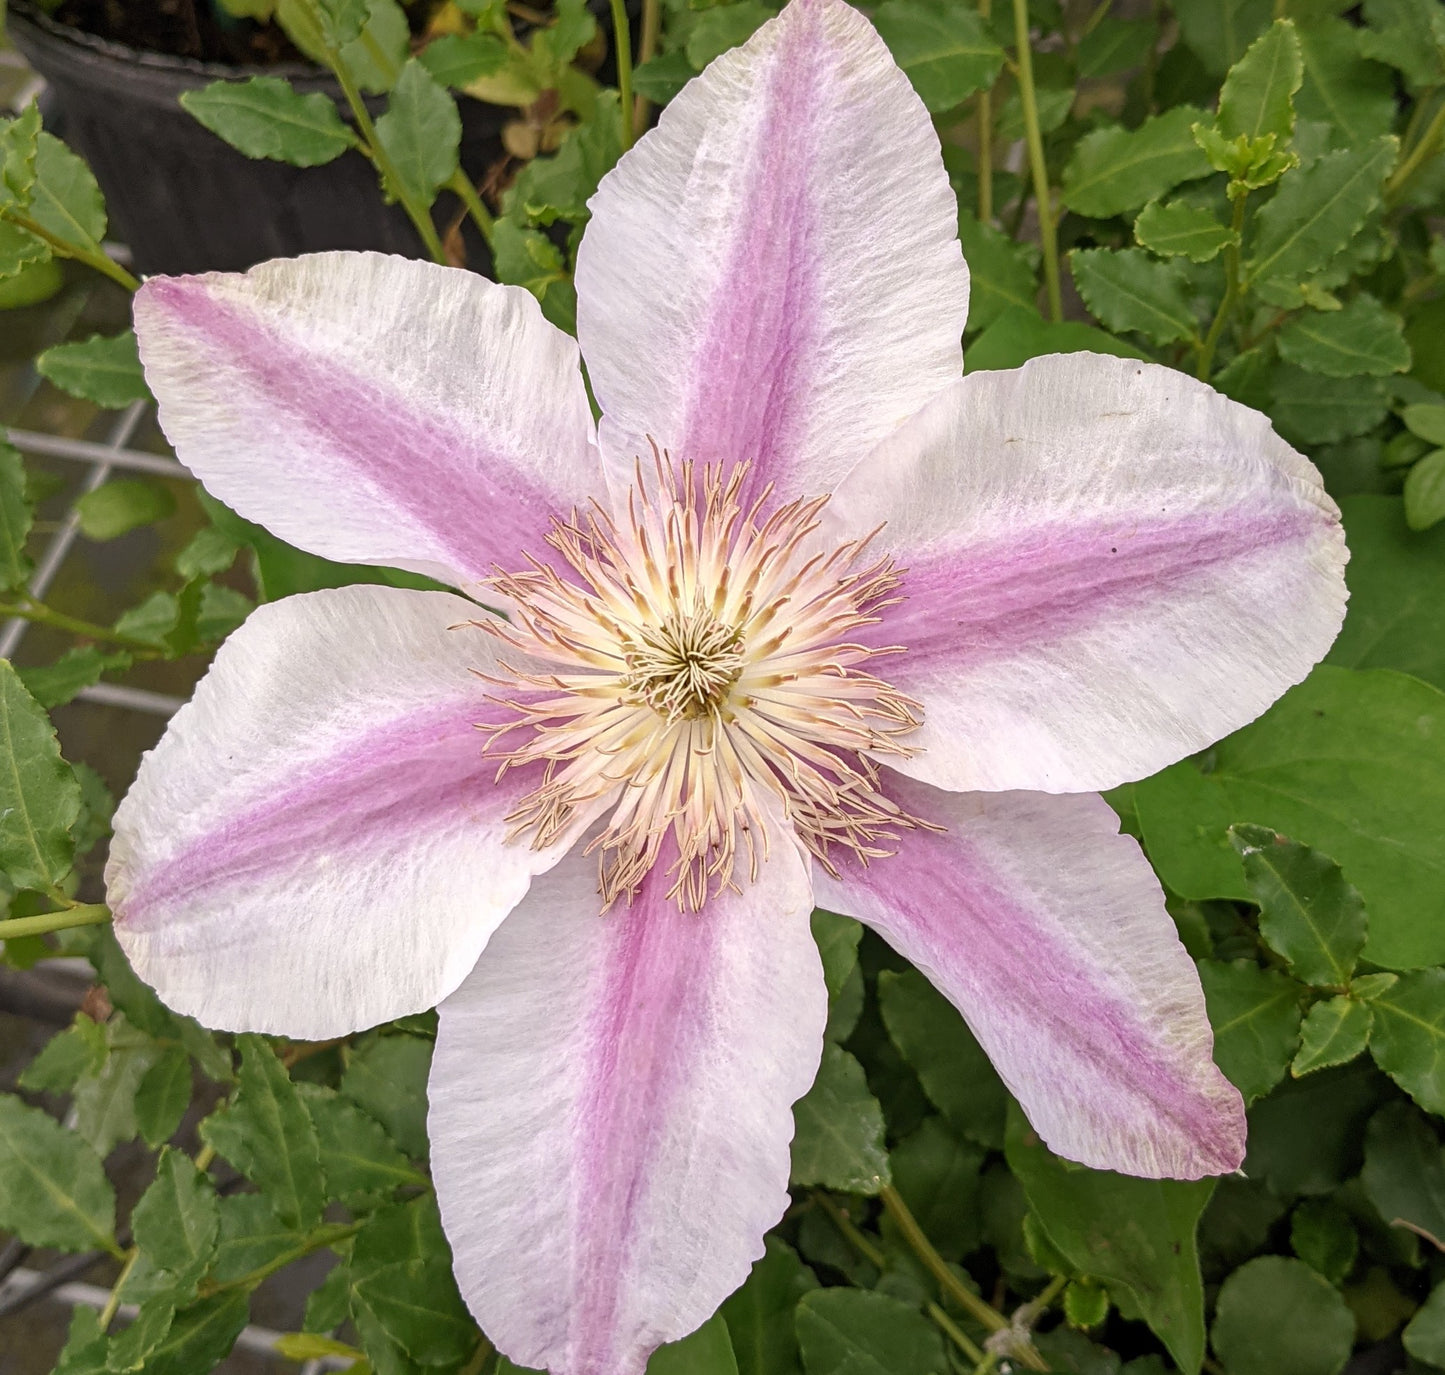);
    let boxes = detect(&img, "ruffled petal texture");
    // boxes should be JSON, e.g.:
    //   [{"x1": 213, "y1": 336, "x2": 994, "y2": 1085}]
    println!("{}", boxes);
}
[
  {"x1": 575, "y1": 0, "x2": 968, "y2": 503},
  {"x1": 814, "y1": 774, "x2": 1245, "y2": 1179},
  {"x1": 429, "y1": 823, "x2": 825, "y2": 1375},
  {"x1": 134, "y1": 251, "x2": 601, "y2": 589},
  {"x1": 107, "y1": 584, "x2": 572, "y2": 1040},
  {"x1": 828, "y1": 354, "x2": 1348, "y2": 793}
]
